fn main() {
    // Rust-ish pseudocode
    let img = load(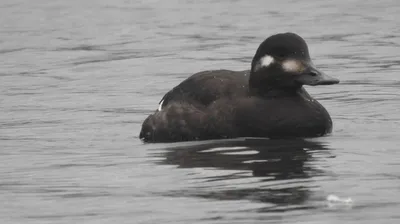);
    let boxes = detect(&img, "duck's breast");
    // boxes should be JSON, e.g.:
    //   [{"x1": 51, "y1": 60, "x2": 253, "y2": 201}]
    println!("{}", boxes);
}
[{"x1": 233, "y1": 97, "x2": 333, "y2": 138}]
